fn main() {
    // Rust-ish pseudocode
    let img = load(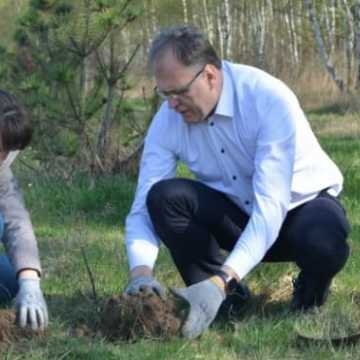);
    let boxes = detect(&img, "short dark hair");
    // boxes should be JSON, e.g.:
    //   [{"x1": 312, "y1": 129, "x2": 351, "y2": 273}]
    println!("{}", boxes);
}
[
  {"x1": 0, "y1": 90, "x2": 32, "y2": 152},
  {"x1": 149, "y1": 25, "x2": 222, "y2": 70}
]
